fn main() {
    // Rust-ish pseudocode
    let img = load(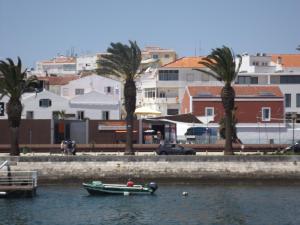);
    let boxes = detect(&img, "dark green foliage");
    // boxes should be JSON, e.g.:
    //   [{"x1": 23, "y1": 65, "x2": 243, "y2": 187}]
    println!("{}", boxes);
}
[
  {"x1": 0, "y1": 57, "x2": 37, "y2": 155},
  {"x1": 97, "y1": 41, "x2": 142, "y2": 155},
  {"x1": 195, "y1": 46, "x2": 241, "y2": 154}
]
